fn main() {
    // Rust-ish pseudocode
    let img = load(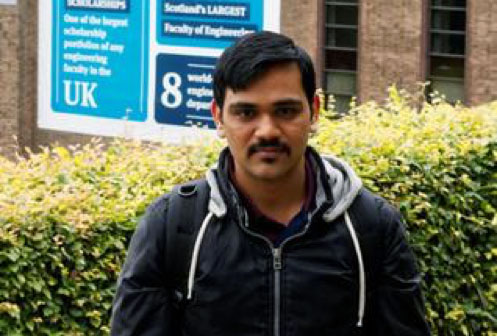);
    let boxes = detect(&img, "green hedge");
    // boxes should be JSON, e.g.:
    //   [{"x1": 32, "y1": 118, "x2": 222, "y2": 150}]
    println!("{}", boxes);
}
[{"x1": 1, "y1": 89, "x2": 496, "y2": 335}]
